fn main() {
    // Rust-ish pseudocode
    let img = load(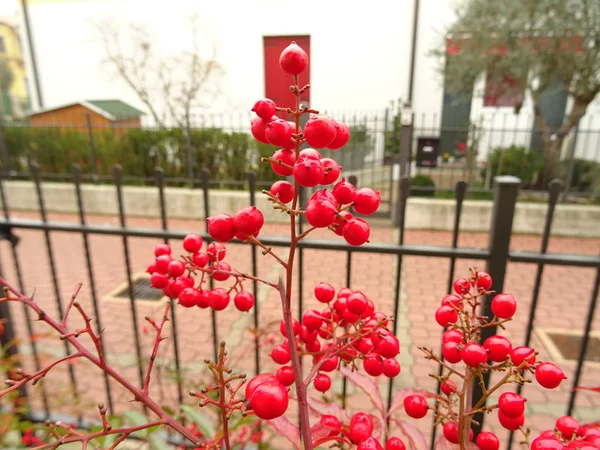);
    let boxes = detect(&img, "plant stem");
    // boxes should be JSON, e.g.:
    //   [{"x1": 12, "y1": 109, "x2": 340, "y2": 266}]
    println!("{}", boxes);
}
[
  {"x1": 216, "y1": 344, "x2": 231, "y2": 450},
  {"x1": 458, "y1": 371, "x2": 472, "y2": 450}
]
